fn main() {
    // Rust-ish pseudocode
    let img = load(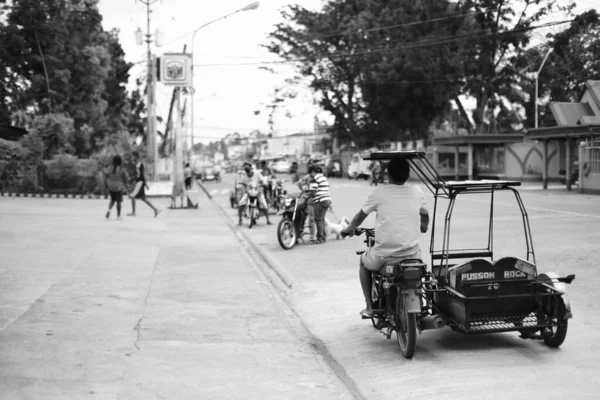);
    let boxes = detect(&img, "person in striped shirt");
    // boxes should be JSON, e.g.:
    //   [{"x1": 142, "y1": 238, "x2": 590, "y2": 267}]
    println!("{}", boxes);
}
[{"x1": 308, "y1": 165, "x2": 331, "y2": 244}]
